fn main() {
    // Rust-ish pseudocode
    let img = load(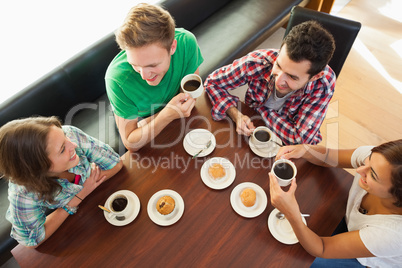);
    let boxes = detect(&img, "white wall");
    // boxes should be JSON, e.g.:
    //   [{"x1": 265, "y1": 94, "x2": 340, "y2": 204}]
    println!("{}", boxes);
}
[{"x1": 0, "y1": 0, "x2": 158, "y2": 104}]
